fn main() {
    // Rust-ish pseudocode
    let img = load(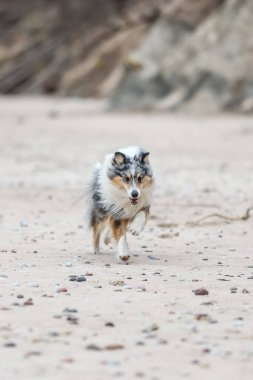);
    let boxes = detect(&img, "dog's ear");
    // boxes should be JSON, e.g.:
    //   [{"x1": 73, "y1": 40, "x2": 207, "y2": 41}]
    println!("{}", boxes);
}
[
  {"x1": 113, "y1": 152, "x2": 126, "y2": 166},
  {"x1": 141, "y1": 152, "x2": 150, "y2": 165}
]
